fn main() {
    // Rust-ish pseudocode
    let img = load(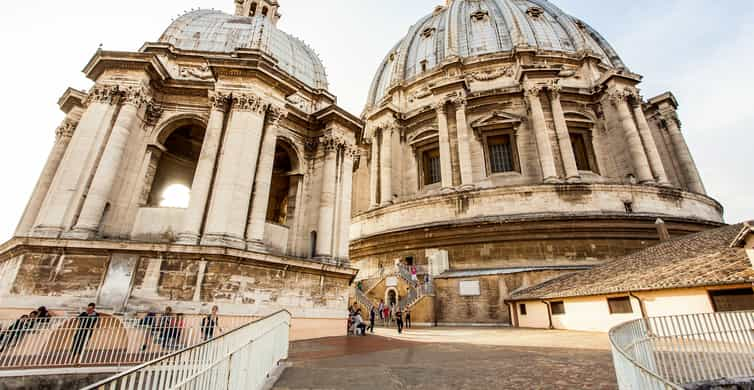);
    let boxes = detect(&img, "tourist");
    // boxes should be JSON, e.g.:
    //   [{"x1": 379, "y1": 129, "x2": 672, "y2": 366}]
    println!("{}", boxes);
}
[
  {"x1": 352, "y1": 309, "x2": 367, "y2": 336},
  {"x1": 405, "y1": 308, "x2": 412, "y2": 329},
  {"x1": 382, "y1": 304, "x2": 390, "y2": 327},
  {"x1": 410, "y1": 265, "x2": 418, "y2": 282},
  {"x1": 369, "y1": 306, "x2": 376, "y2": 333},
  {"x1": 139, "y1": 311, "x2": 158, "y2": 351},
  {"x1": 395, "y1": 308, "x2": 404, "y2": 334},
  {"x1": 357, "y1": 280, "x2": 363, "y2": 291},
  {"x1": 159, "y1": 307, "x2": 175, "y2": 348},
  {"x1": 0, "y1": 314, "x2": 31, "y2": 353},
  {"x1": 71, "y1": 303, "x2": 99, "y2": 356},
  {"x1": 377, "y1": 300, "x2": 385, "y2": 320},
  {"x1": 35, "y1": 306, "x2": 51, "y2": 327},
  {"x1": 201, "y1": 305, "x2": 220, "y2": 341}
]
